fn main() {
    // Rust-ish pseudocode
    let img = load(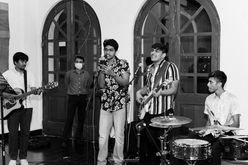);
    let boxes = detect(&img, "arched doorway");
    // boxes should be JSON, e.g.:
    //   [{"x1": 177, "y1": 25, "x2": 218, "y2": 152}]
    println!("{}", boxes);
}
[
  {"x1": 42, "y1": 0, "x2": 101, "y2": 139},
  {"x1": 134, "y1": 0, "x2": 220, "y2": 127}
]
